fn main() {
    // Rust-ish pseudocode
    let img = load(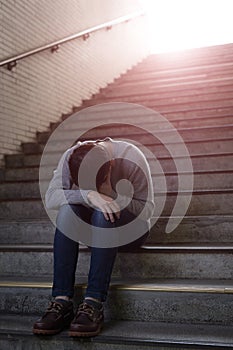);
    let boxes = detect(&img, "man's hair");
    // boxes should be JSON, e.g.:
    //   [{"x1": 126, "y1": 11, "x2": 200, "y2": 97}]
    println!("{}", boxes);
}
[{"x1": 68, "y1": 143, "x2": 111, "y2": 191}]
